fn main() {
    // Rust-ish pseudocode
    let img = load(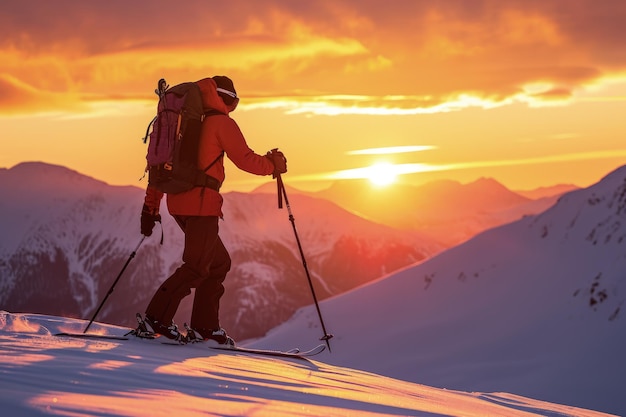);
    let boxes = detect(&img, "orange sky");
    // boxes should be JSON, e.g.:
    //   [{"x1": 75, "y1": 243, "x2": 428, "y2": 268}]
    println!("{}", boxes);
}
[{"x1": 2, "y1": 0, "x2": 626, "y2": 192}]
